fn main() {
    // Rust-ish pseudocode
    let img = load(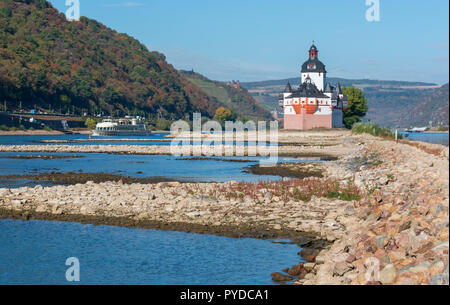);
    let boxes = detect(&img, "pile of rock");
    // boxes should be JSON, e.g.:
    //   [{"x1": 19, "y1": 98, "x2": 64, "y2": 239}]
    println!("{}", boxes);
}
[{"x1": 296, "y1": 135, "x2": 449, "y2": 285}]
